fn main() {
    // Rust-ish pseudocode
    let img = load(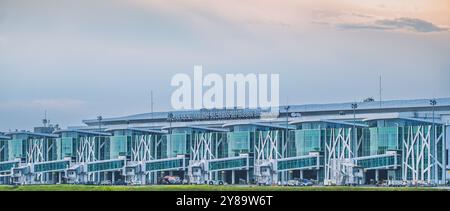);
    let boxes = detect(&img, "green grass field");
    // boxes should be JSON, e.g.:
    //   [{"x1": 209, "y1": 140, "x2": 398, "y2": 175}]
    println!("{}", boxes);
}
[{"x1": 0, "y1": 185, "x2": 444, "y2": 191}]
